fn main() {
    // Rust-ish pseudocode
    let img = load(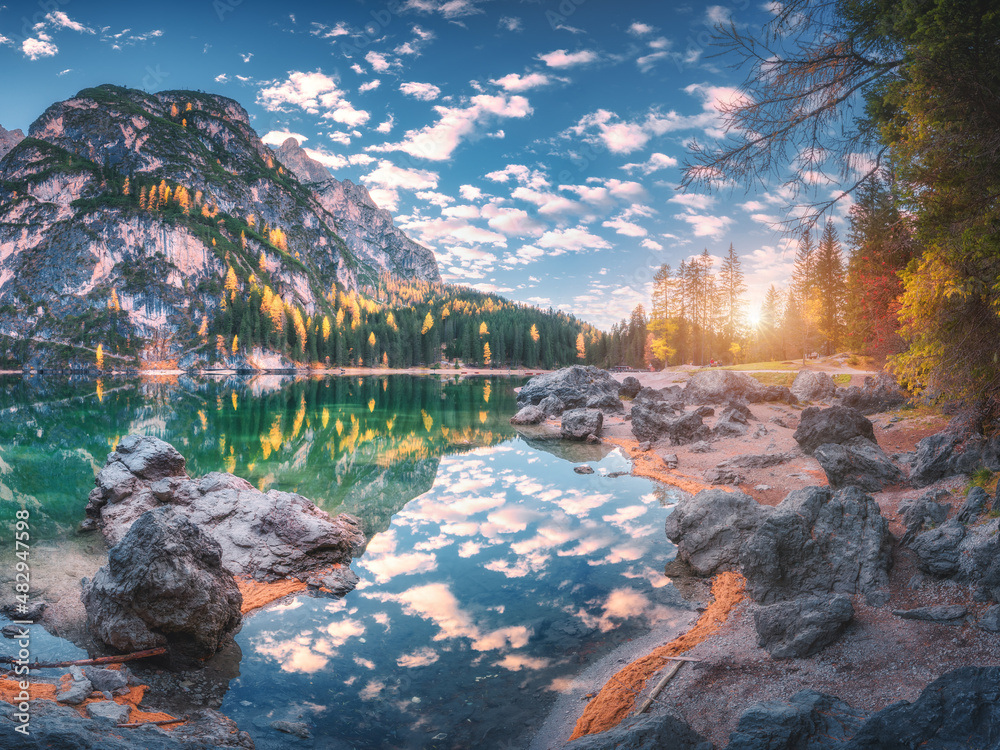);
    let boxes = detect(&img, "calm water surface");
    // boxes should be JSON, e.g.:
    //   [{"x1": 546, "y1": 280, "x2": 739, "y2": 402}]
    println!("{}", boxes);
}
[{"x1": 0, "y1": 374, "x2": 689, "y2": 749}]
